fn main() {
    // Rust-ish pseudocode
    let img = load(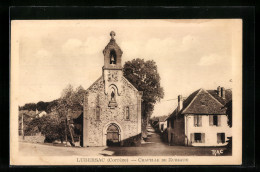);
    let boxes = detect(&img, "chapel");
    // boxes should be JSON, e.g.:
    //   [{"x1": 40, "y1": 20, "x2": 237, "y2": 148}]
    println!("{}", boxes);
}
[{"x1": 83, "y1": 31, "x2": 143, "y2": 147}]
